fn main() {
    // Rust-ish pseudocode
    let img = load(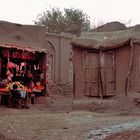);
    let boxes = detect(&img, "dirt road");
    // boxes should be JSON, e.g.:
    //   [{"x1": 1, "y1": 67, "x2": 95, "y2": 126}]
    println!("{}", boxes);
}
[{"x1": 0, "y1": 95, "x2": 139, "y2": 140}]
